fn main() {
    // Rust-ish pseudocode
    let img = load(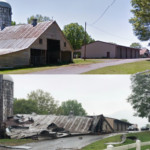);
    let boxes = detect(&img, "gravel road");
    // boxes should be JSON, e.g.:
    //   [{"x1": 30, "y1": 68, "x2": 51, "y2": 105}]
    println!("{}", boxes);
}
[{"x1": 31, "y1": 58, "x2": 150, "y2": 74}]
